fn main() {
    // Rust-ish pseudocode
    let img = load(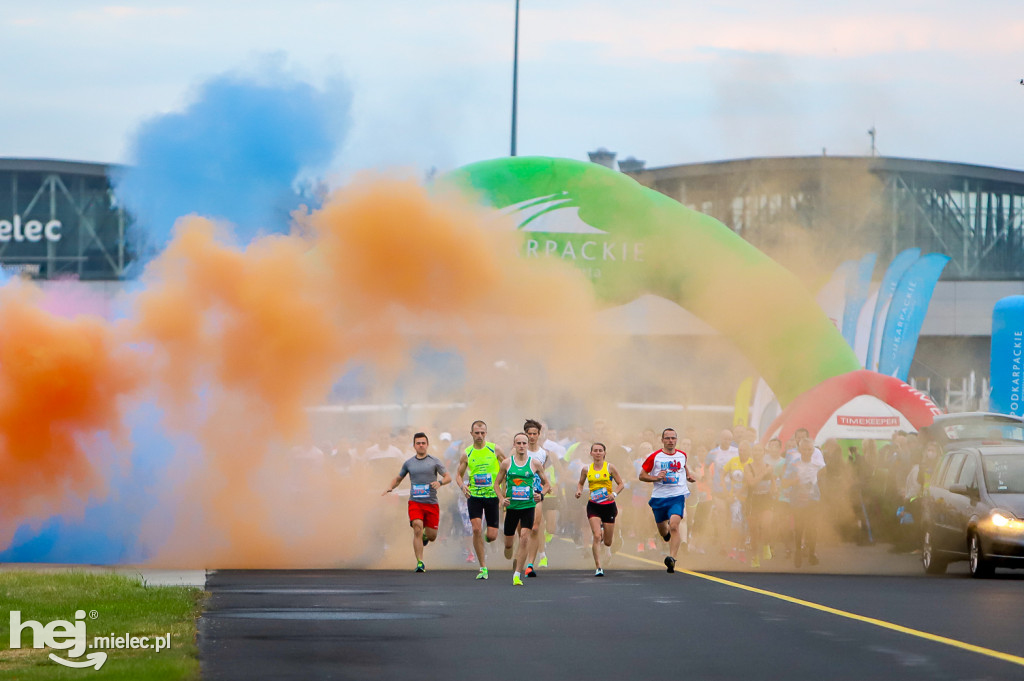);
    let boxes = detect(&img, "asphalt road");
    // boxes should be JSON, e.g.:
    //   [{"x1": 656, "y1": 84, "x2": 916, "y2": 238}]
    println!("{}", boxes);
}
[{"x1": 198, "y1": 545, "x2": 1024, "y2": 681}]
